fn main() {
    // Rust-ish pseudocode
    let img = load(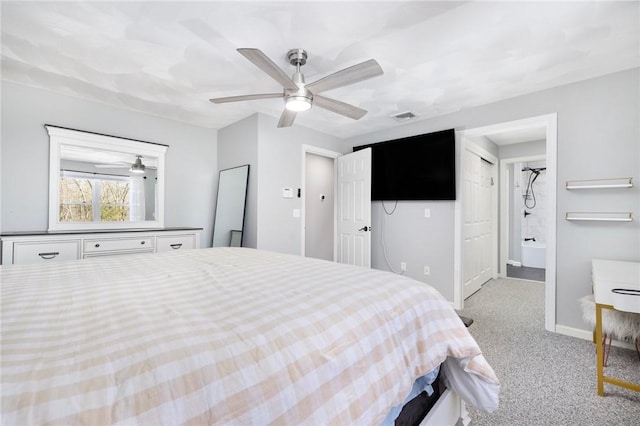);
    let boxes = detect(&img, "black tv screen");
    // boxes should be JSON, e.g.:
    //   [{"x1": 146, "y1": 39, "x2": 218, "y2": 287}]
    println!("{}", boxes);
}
[{"x1": 353, "y1": 128, "x2": 456, "y2": 201}]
